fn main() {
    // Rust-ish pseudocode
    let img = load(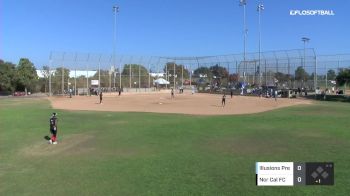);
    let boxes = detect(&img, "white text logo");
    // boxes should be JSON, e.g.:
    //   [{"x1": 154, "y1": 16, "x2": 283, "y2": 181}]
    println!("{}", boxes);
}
[{"x1": 290, "y1": 10, "x2": 335, "y2": 16}]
